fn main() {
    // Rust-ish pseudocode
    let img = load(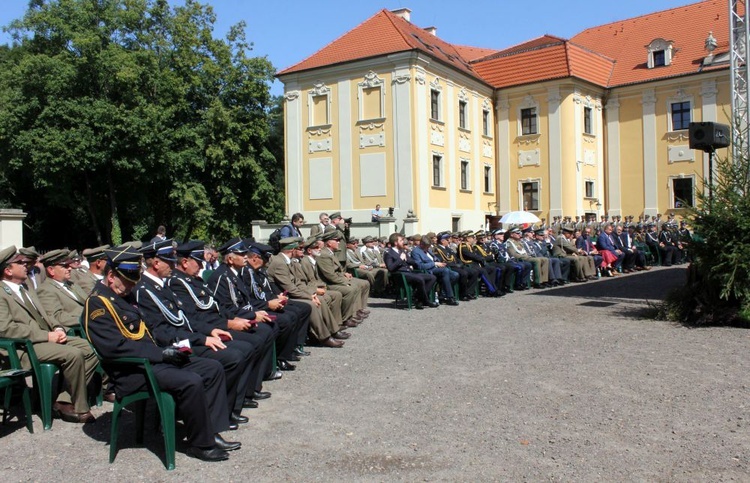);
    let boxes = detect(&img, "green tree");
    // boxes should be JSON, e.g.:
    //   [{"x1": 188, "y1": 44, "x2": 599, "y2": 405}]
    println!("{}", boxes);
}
[
  {"x1": 0, "y1": 0, "x2": 283, "y2": 248},
  {"x1": 660, "y1": 144, "x2": 750, "y2": 326}
]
